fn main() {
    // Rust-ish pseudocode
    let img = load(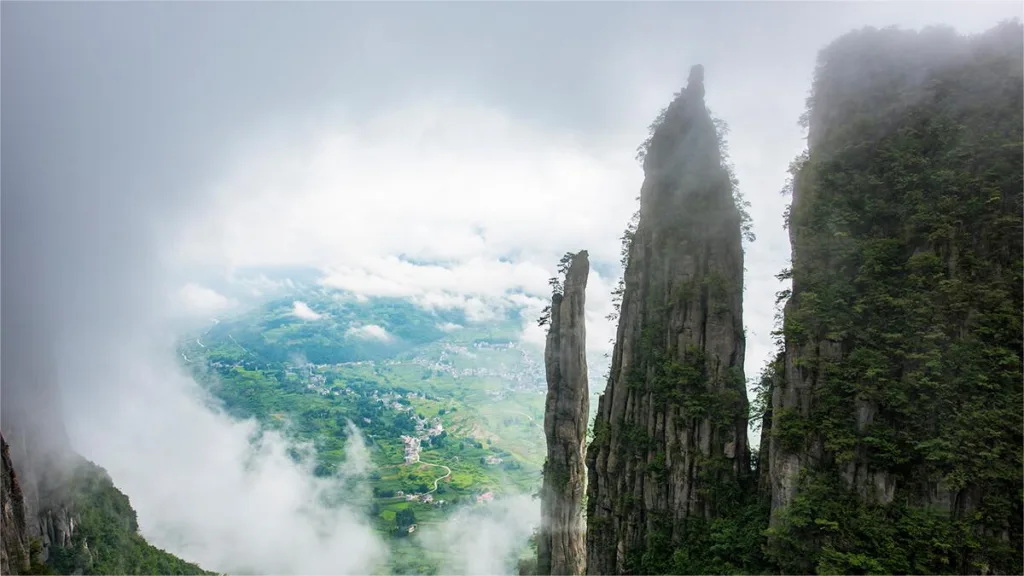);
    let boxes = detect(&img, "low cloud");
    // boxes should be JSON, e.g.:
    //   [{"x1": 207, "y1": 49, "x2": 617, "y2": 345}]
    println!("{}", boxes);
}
[
  {"x1": 291, "y1": 300, "x2": 324, "y2": 321},
  {"x1": 317, "y1": 256, "x2": 555, "y2": 314},
  {"x1": 182, "y1": 100, "x2": 639, "y2": 367},
  {"x1": 419, "y1": 494, "x2": 540, "y2": 575},
  {"x1": 177, "y1": 283, "x2": 237, "y2": 316},
  {"x1": 63, "y1": 342, "x2": 387, "y2": 575},
  {"x1": 236, "y1": 274, "x2": 296, "y2": 299},
  {"x1": 437, "y1": 322, "x2": 463, "y2": 332},
  {"x1": 345, "y1": 324, "x2": 391, "y2": 342}
]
